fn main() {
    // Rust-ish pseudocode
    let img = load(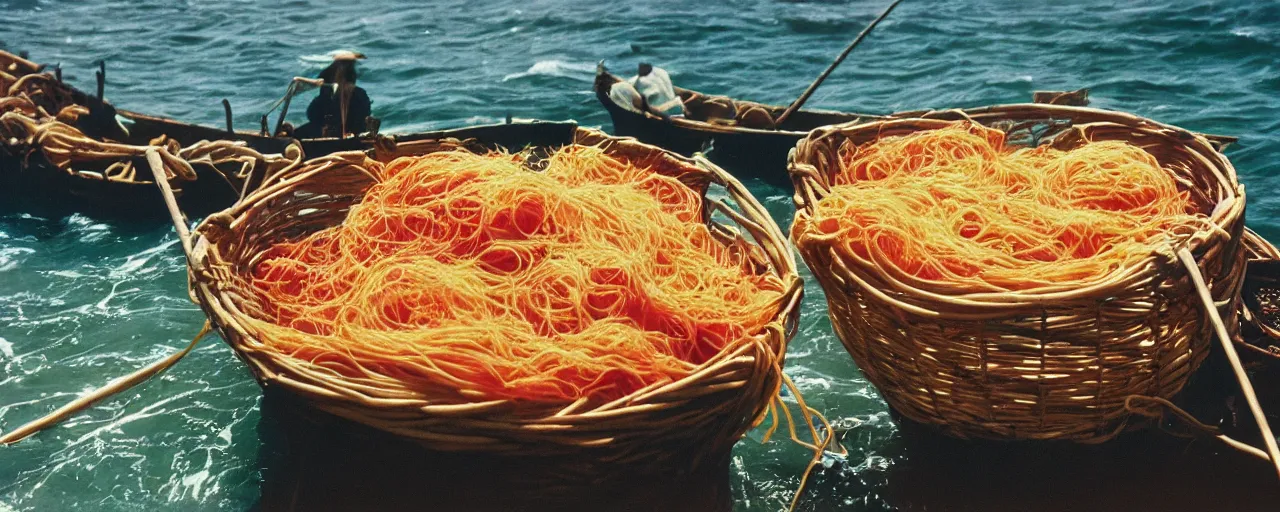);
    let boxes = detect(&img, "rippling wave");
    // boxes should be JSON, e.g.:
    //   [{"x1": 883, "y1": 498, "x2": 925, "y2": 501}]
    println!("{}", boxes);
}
[
  {"x1": 501, "y1": 59, "x2": 598, "y2": 83},
  {"x1": 3, "y1": 0, "x2": 1280, "y2": 510}
]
